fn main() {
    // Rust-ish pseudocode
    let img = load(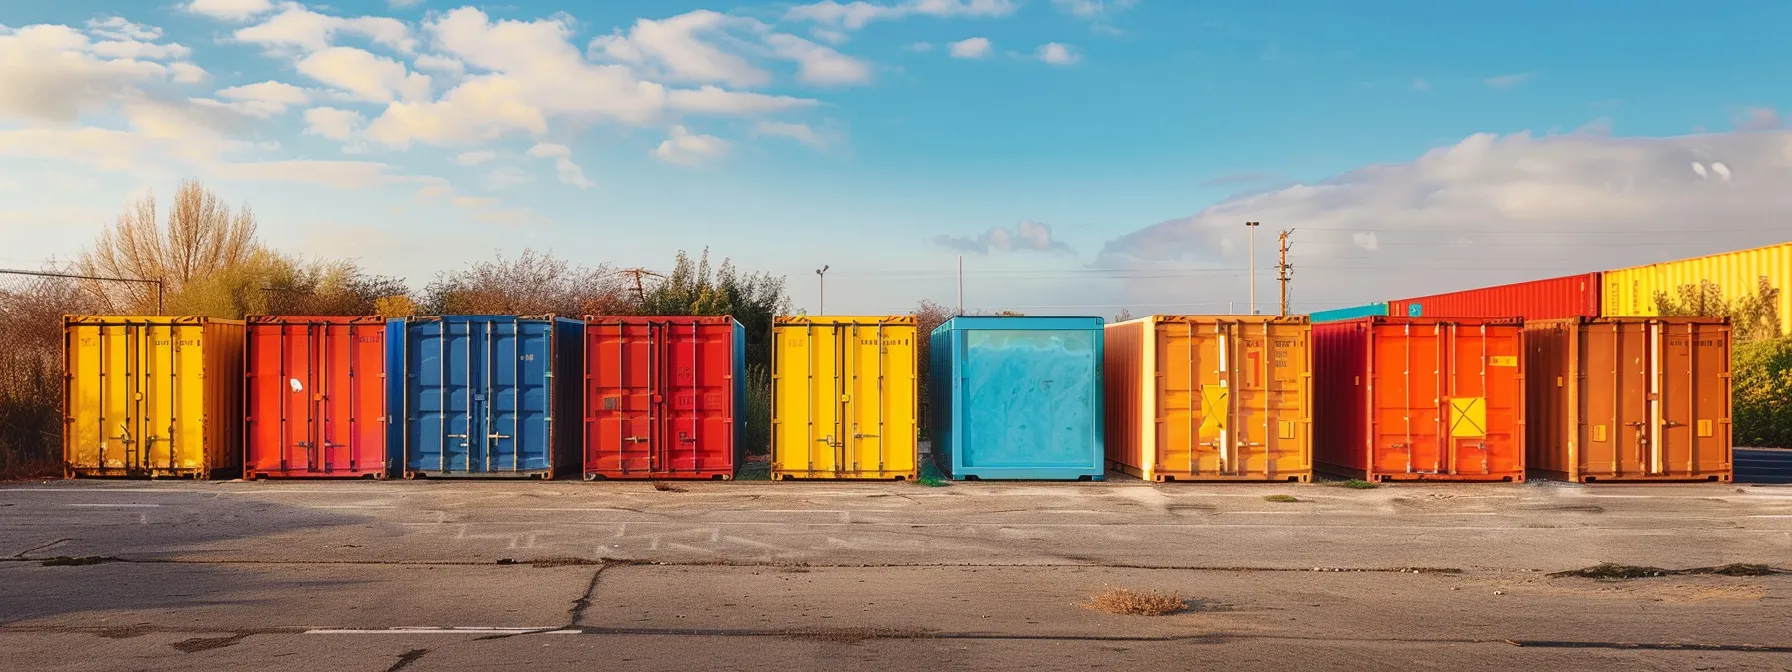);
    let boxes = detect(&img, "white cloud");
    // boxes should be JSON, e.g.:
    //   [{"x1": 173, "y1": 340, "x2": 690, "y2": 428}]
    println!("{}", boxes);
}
[
  {"x1": 296, "y1": 47, "x2": 432, "y2": 103},
  {"x1": 216, "y1": 159, "x2": 400, "y2": 189},
  {"x1": 1097, "y1": 129, "x2": 1792, "y2": 310},
  {"x1": 89, "y1": 40, "x2": 193, "y2": 60},
  {"x1": 525, "y1": 143, "x2": 592, "y2": 189},
  {"x1": 590, "y1": 10, "x2": 770, "y2": 88},
  {"x1": 1351, "y1": 232, "x2": 1379, "y2": 251},
  {"x1": 1485, "y1": 72, "x2": 1534, "y2": 90},
  {"x1": 1051, "y1": 0, "x2": 1136, "y2": 18},
  {"x1": 85, "y1": 17, "x2": 163, "y2": 41},
  {"x1": 1035, "y1": 42, "x2": 1080, "y2": 65},
  {"x1": 753, "y1": 120, "x2": 831, "y2": 149},
  {"x1": 653, "y1": 125, "x2": 729, "y2": 166},
  {"x1": 1736, "y1": 106, "x2": 1781, "y2": 131},
  {"x1": 0, "y1": 99, "x2": 262, "y2": 171},
  {"x1": 811, "y1": 28, "x2": 849, "y2": 45},
  {"x1": 234, "y1": 5, "x2": 417, "y2": 53},
  {"x1": 214, "y1": 80, "x2": 311, "y2": 117},
  {"x1": 412, "y1": 53, "x2": 465, "y2": 76},
  {"x1": 0, "y1": 24, "x2": 197, "y2": 123},
  {"x1": 185, "y1": 0, "x2": 276, "y2": 22},
  {"x1": 667, "y1": 86, "x2": 817, "y2": 115},
  {"x1": 906, "y1": 41, "x2": 933, "y2": 52},
  {"x1": 302, "y1": 107, "x2": 364, "y2": 140},
  {"x1": 485, "y1": 166, "x2": 535, "y2": 189},
  {"x1": 787, "y1": 0, "x2": 1019, "y2": 30},
  {"x1": 454, "y1": 150, "x2": 496, "y2": 166},
  {"x1": 170, "y1": 62, "x2": 209, "y2": 83},
  {"x1": 935, "y1": 220, "x2": 1072, "y2": 254},
  {"x1": 766, "y1": 34, "x2": 873, "y2": 86},
  {"x1": 948, "y1": 37, "x2": 992, "y2": 59}
]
